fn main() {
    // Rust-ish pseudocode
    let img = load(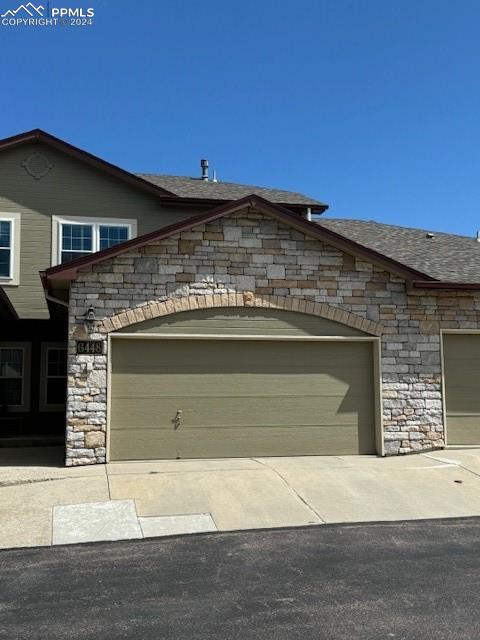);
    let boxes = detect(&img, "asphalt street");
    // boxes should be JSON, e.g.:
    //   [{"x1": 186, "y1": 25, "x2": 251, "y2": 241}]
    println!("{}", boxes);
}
[{"x1": 2, "y1": 518, "x2": 480, "y2": 639}]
